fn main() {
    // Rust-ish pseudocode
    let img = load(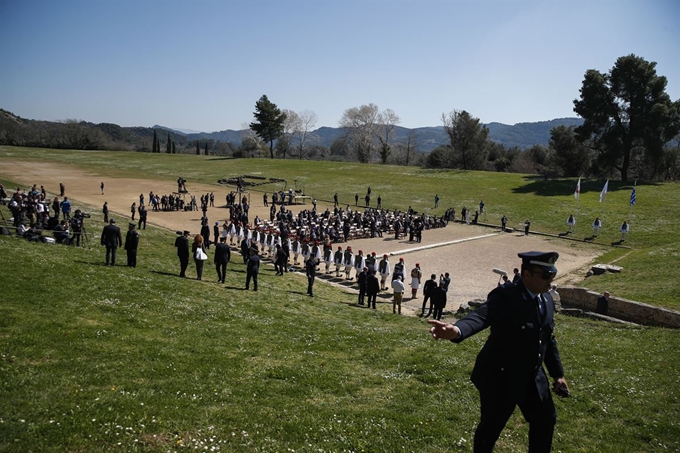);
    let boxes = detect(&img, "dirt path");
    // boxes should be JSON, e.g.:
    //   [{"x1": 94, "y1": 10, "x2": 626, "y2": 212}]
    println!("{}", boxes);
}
[{"x1": 1, "y1": 161, "x2": 602, "y2": 317}]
